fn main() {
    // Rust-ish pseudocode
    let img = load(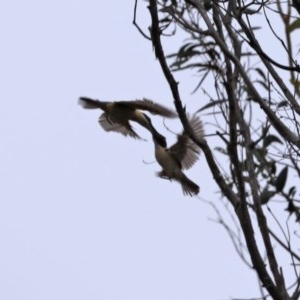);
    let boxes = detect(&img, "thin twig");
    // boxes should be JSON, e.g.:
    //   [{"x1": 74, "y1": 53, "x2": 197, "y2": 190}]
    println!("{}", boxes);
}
[{"x1": 133, "y1": 0, "x2": 151, "y2": 40}]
